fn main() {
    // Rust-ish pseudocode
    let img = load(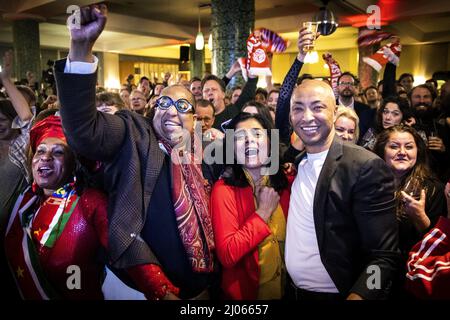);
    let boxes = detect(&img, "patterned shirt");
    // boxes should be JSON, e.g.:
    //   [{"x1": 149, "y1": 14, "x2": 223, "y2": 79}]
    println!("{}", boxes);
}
[{"x1": 8, "y1": 106, "x2": 36, "y2": 183}]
